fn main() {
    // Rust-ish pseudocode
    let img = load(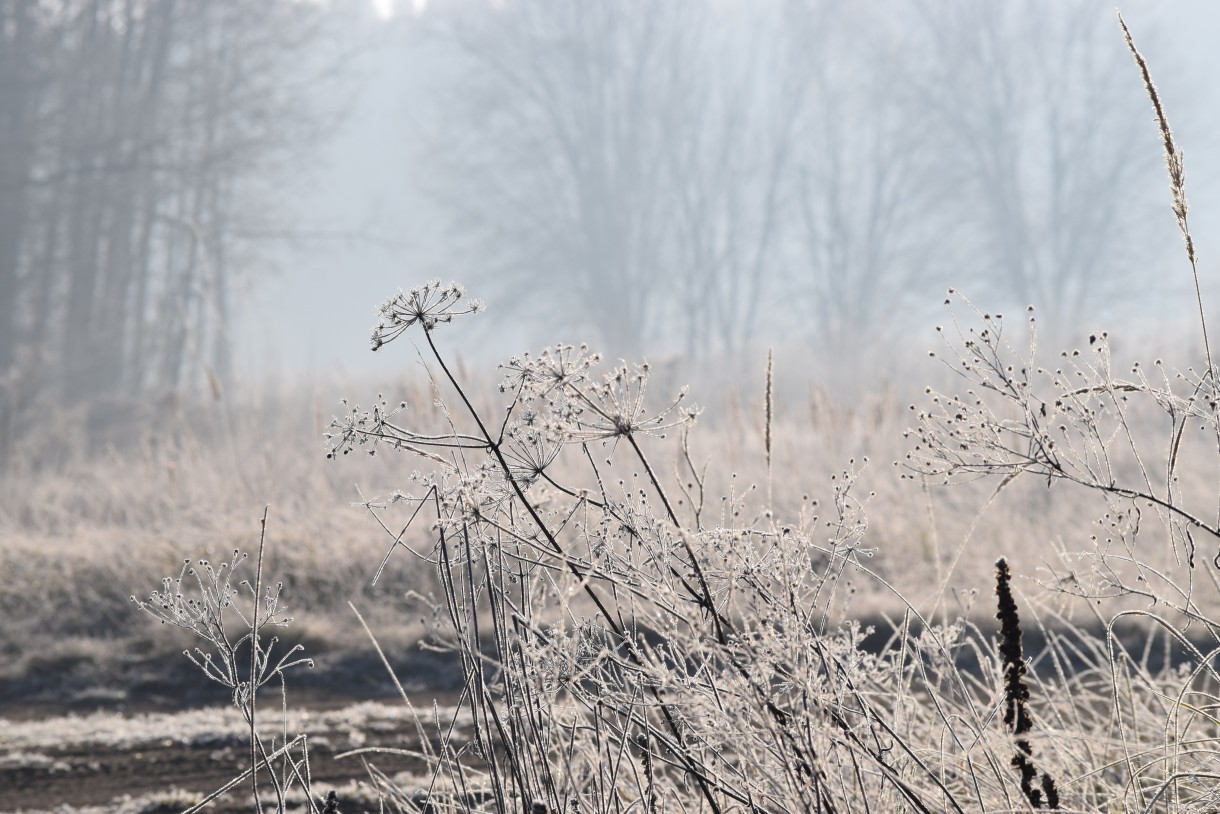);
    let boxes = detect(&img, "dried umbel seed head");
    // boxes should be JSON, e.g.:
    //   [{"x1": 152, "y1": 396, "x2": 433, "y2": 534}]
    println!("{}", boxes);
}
[{"x1": 371, "y1": 279, "x2": 484, "y2": 349}]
